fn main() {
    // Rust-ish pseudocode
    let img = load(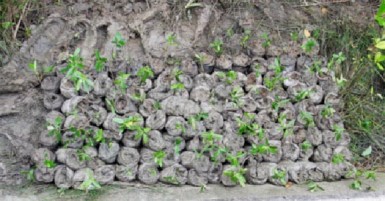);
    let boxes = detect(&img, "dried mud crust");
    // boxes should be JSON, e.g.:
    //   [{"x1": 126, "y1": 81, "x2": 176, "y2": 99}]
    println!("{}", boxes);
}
[{"x1": 0, "y1": 0, "x2": 375, "y2": 187}]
